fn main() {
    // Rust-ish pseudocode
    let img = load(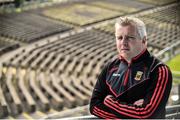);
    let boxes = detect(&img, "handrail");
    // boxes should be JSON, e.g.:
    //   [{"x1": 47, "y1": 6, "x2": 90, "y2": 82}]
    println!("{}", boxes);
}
[
  {"x1": 42, "y1": 104, "x2": 180, "y2": 119},
  {"x1": 166, "y1": 104, "x2": 180, "y2": 114},
  {"x1": 155, "y1": 41, "x2": 180, "y2": 62},
  {"x1": 42, "y1": 105, "x2": 90, "y2": 119},
  {"x1": 166, "y1": 104, "x2": 180, "y2": 119}
]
